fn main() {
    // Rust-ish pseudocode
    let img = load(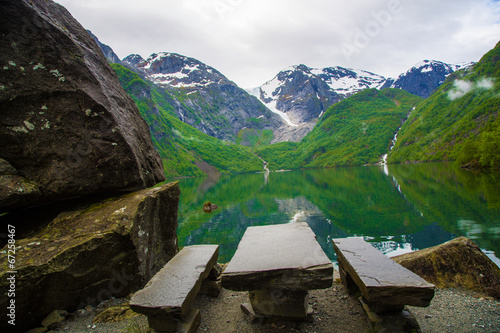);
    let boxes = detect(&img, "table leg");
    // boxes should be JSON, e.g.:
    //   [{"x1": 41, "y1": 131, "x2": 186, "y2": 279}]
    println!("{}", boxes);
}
[{"x1": 248, "y1": 288, "x2": 310, "y2": 318}]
